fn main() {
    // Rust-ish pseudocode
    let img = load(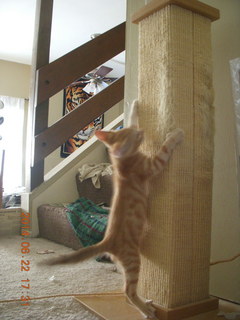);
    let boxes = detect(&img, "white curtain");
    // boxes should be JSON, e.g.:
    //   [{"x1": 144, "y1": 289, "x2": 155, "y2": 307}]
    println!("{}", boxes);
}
[
  {"x1": 230, "y1": 58, "x2": 240, "y2": 209},
  {"x1": 0, "y1": 95, "x2": 25, "y2": 194},
  {"x1": 230, "y1": 58, "x2": 240, "y2": 156}
]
